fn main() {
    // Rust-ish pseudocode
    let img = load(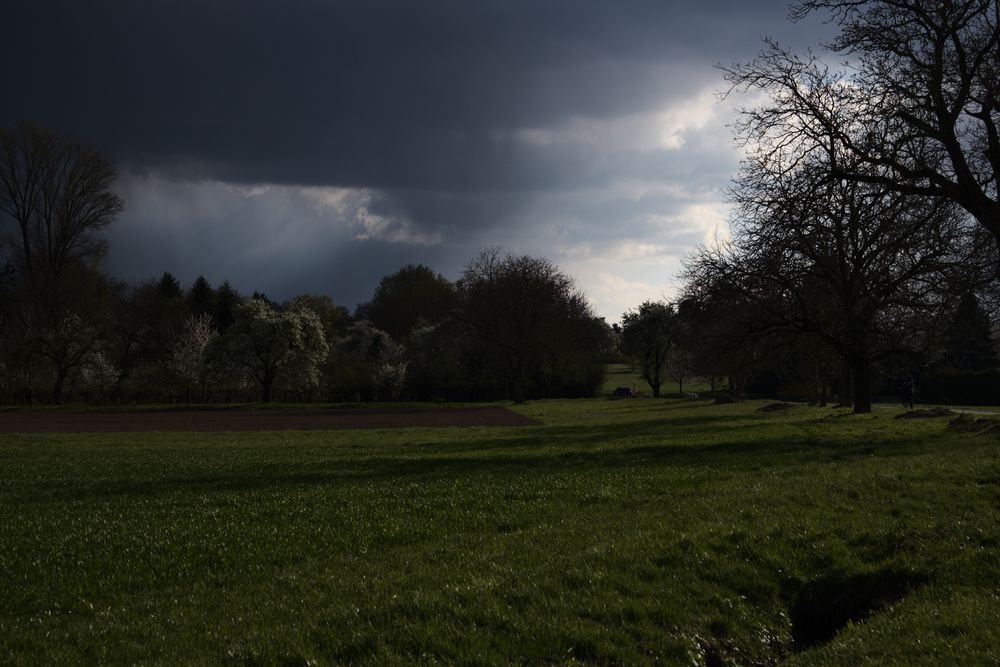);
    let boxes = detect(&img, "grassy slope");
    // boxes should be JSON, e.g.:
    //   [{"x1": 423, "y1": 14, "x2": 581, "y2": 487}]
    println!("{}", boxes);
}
[{"x1": 1, "y1": 399, "x2": 998, "y2": 665}]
